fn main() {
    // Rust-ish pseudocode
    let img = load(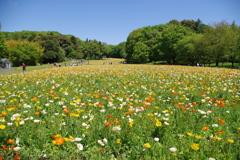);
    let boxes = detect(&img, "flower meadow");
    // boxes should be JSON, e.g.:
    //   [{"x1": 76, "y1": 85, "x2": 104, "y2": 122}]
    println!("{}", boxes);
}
[{"x1": 0, "y1": 65, "x2": 239, "y2": 160}]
